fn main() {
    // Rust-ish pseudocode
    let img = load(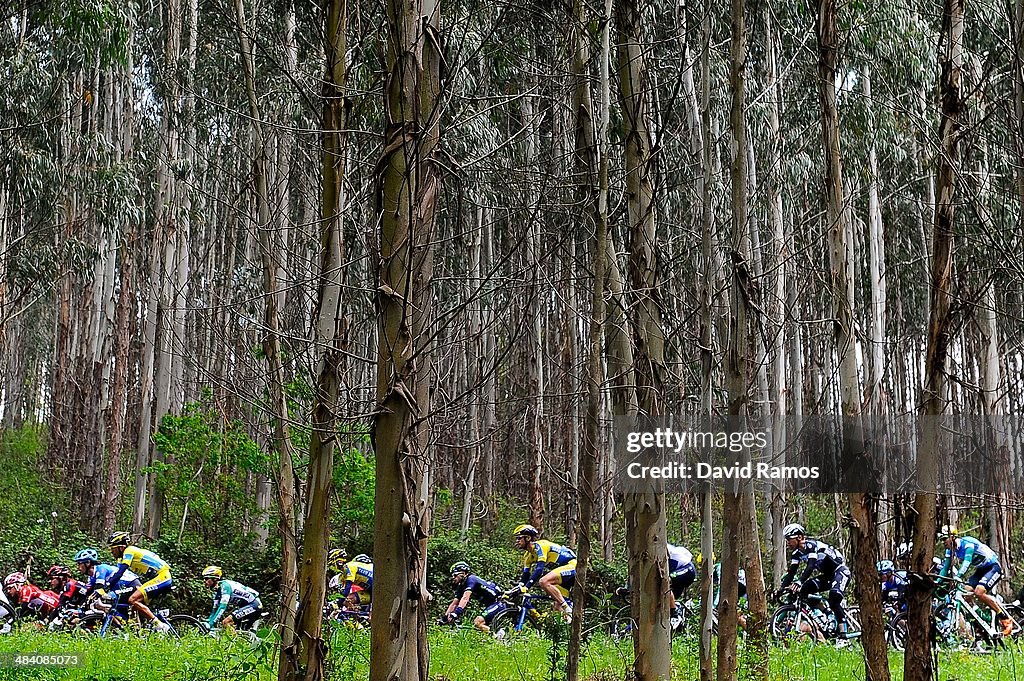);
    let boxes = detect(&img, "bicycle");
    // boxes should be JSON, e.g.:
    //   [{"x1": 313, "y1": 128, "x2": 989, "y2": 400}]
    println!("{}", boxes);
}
[
  {"x1": 770, "y1": 589, "x2": 861, "y2": 645},
  {"x1": 930, "y1": 575, "x2": 1020, "y2": 651},
  {"x1": 490, "y1": 590, "x2": 569, "y2": 640},
  {"x1": 73, "y1": 587, "x2": 203, "y2": 639}
]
